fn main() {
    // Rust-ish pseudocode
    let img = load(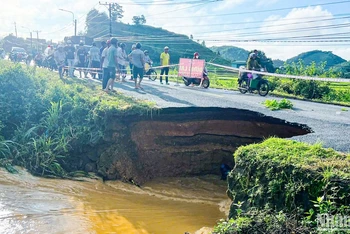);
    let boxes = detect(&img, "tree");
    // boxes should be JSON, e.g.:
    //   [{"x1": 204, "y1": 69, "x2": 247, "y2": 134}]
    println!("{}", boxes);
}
[
  {"x1": 190, "y1": 34, "x2": 193, "y2": 40},
  {"x1": 85, "y1": 9, "x2": 109, "y2": 37},
  {"x1": 201, "y1": 40, "x2": 206, "y2": 47},
  {"x1": 249, "y1": 50, "x2": 275, "y2": 73},
  {"x1": 132, "y1": 15, "x2": 146, "y2": 25},
  {"x1": 111, "y1": 3, "x2": 124, "y2": 22}
]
